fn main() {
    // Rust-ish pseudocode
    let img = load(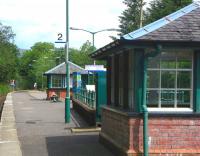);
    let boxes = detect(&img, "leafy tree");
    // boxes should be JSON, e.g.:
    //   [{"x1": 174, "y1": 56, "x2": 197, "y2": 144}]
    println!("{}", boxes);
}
[
  {"x1": 0, "y1": 22, "x2": 15, "y2": 43},
  {"x1": 144, "y1": 0, "x2": 192, "y2": 25},
  {"x1": 119, "y1": 0, "x2": 145, "y2": 36},
  {"x1": 18, "y1": 42, "x2": 57, "y2": 89},
  {"x1": 0, "y1": 23, "x2": 19, "y2": 83},
  {"x1": 69, "y1": 40, "x2": 105, "y2": 68},
  {"x1": 118, "y1": 0, "x2": 192, "y2": 36},
  {"x1": 69, "y1": 41, "x2": 95, "y2": 67}
]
